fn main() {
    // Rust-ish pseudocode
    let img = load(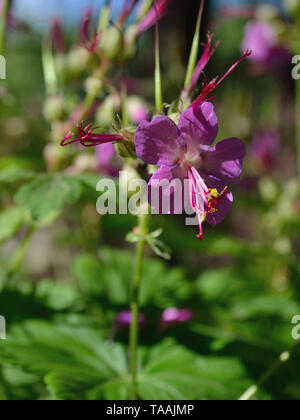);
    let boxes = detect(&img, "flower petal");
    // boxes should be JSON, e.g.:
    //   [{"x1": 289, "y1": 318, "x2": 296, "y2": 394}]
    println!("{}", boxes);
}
[
  {"x1": 148, "y1": 165, "x2": 187, "y2": 214},
  {"x1": 204, "y1": 176, "x2": 233, "y2": 226},
  {"x1": 135, "y1": 116, "x2": 182, "y2": 166},
  {"x1": 178, "y1": 102, "x2": 218, "y2": 151},
  {"x1": 96, "y1": 143, "x2": 121, "y2": 177},
  {"x1": 202, "y1": 137, "x2": 246, "y2": 183}
]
